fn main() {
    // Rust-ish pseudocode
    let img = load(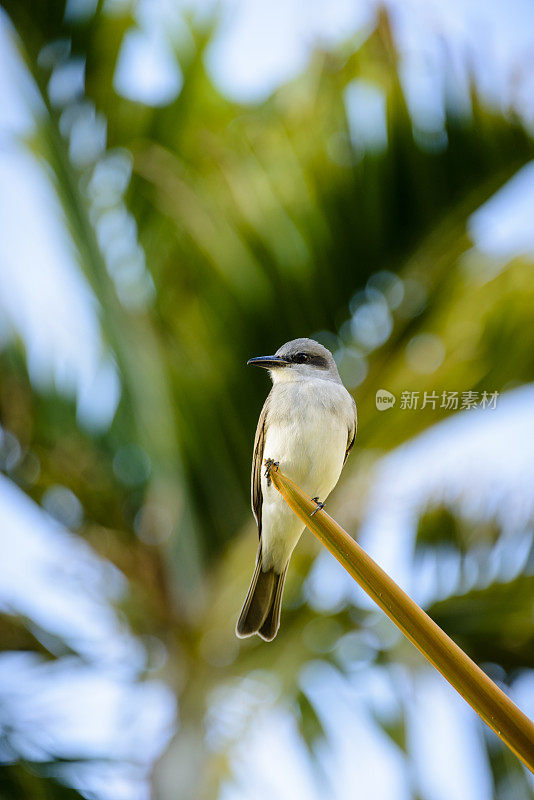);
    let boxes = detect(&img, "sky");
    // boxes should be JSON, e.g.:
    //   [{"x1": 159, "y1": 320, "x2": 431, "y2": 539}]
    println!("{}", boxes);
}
[{"x1": 0, "y1": 1, "x2": 534, "y2": 798}]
